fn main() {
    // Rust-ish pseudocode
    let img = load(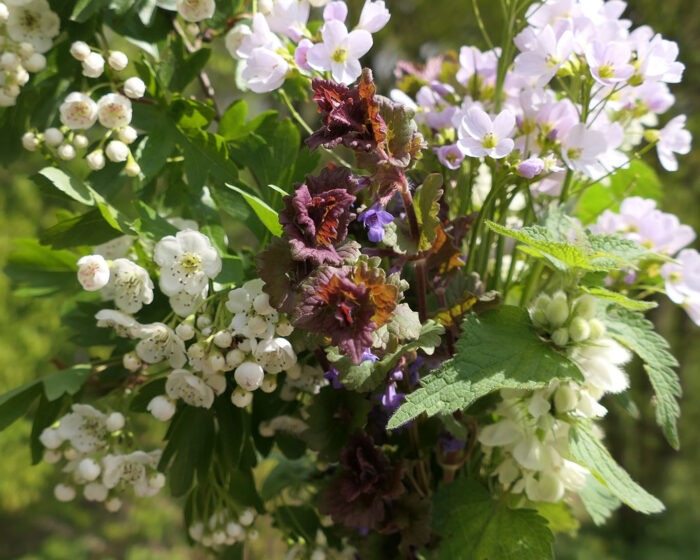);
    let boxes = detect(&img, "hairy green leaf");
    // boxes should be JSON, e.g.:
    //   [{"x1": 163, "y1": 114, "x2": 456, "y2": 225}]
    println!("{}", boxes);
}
[
  {"x1": 414, "y1": 173, "x2": 443, "y2": 252},
  {"x1": 581, "y1": 286, "x2": 657, "y2": 311},
  {"x1": 578, "y1": 474, "x2": 621, "y2": 526}
]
